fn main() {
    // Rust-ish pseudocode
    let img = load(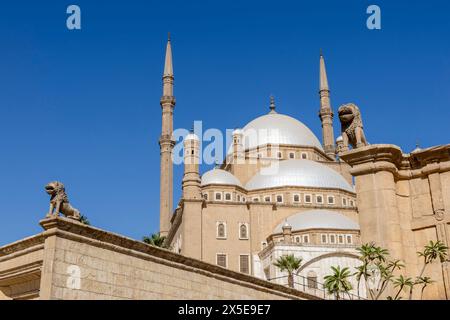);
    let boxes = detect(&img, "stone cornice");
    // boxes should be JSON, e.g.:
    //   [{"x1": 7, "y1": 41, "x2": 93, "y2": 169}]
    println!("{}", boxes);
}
[
  {"x1": 38, "y1": 217, "x2": 318, "y2": 300},
  {"x1": 340, "y1": 144, "x2": 450, "y2": 178},
  {"x1": 0, "y1": 234, "x2": 45, "y2": 258}
]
